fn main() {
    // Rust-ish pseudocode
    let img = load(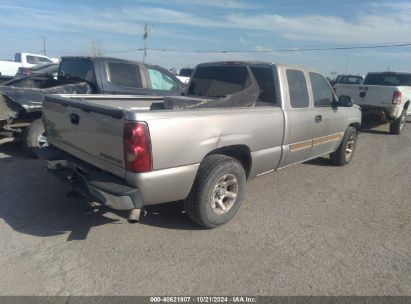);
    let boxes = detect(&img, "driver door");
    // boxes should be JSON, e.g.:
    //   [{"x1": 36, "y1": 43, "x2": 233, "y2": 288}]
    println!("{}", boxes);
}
[{"x1": 309, "y1": 72, "x2": 346, "y2": 157}]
